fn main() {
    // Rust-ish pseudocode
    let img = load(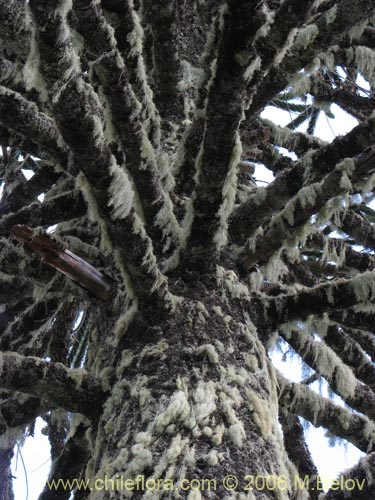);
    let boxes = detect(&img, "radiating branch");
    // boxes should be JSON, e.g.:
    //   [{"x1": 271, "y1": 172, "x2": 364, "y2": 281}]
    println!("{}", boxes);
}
[
  {"x1": 0, "y1": 352, "x2": 106, "y2": 417},
  {"x1": 230, "y1": 115, "x2": 375, "y2": 246},
  {"x1": 0, "y1": 164, "x2": 62, "y2": 217},
  {"x1": 247, "y1": 0, "x2": 375, "y2": 117},
  {"x1": 0, "y1": 0, "x2": 30, "y2": 59},
  {"x1": 184, "y1": 1, "x2": 269, "y2": 261},
  {"x1": 0, "y1": 190, "x2": 86, "y2": 237},
  {"x1": 73, "y1": 0, "x2": 179, "y2": 254},
  {"x1": 279, "y1": 410, "x2": 320, "y2": 500},
  {"x1": 331, "y1": 309, "x2": 375, "y2": 337},
  {"x1": 340, "y1": 209, "x2": 375, "y2": 252},
  {"x1": 252, "y1": 270, "x2": 375, "y2": 333},
  {"x1": 321, "y1": 452, "x2": 375, "y2": 500},
  {"x1": 0, "y1": 392, "x2": 50, "y2": 435},
  {"x1": 323, "y1": 325, "x2": 375, "y2": 393},
  {"x1": 0, "y1": 86, "x2": 68, "y2": 166},
  {"x1": 306, "y1": 233, "x2": 375, "y2": 273},
  {"x1": 29, "y1": 0, "x2": 175, "y2": 316},
  {"x1": 280, "y1": 326, "x2": 375, "y2": 420},
  {"x1": 242, "y1": 148, "x2": 375, "y2": 269},
  {"x1": 142, "y1": 0, "x2": 182, "y2": 121},
  {"x1": 278, "y1": 373, "x2": 375, "y2": 453},
  {"x1": 0, "y1": 272, "x2": 33, "y2": 303},
  {"x1": 38, "y1": 421, "x2": 90, "y2": 500}
]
